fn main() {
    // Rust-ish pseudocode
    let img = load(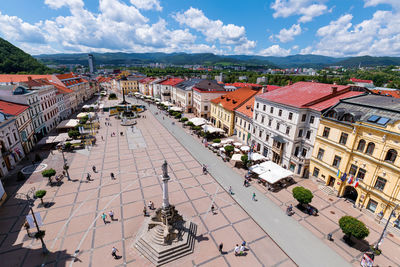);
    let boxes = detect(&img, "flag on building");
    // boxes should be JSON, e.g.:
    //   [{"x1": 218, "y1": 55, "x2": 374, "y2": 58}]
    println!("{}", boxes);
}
[
  {"x1": 341, "y1": 173, "x2": 347, "y2": 182},
  {"x1": 347, "y1": 175, "x2": 354, "y2": 185},
  {"x1": 337, "y1": 170, "x2": 341, "y2": 178},
  {"x1": 354, "y1": 178, "x2": 359, "y2": 188}
]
